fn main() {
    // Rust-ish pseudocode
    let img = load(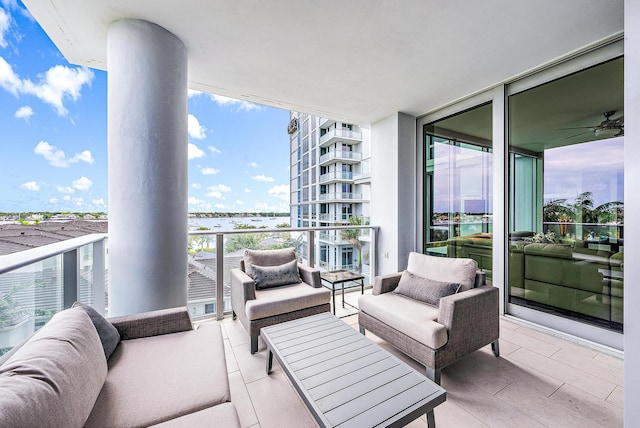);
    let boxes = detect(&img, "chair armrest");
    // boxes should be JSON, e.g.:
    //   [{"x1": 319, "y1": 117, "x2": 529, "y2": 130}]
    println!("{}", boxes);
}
[
  {"x1": 437, "y1": 286, "x2": 499, "y2": 348},
  {"x1": 108, "y1": 306, "x2": 193, "y2": 340},
  {"x1": 298, "y1": 263, "x2": 321, "y2": 288},
  {"x1": 373, "y1": 272, "x2": 402, "y2": 295},
  {"x1": 231, "y1": 268, "x2": 256, "y2": 302}
]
